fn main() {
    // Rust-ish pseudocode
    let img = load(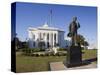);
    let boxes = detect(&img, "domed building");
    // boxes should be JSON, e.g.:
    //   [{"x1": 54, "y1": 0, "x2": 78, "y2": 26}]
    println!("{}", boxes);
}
[{"x1": 28, "y1": 22, "x2": 66, "y2": 49}]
